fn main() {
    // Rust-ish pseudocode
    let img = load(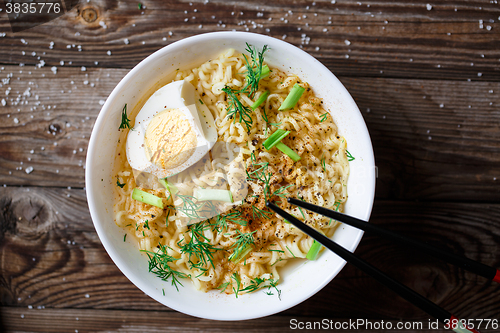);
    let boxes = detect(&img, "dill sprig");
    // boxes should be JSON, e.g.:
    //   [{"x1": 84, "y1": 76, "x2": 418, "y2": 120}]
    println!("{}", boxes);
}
[
  {"x1": 265, "y1": 279, "x2": 282, "y2": 300},
  {"x1": 141, "y1": 244, "x2": 188, "y2": 291},
  {"x1": 241, "y1": 43, "x2": 269, "y2": 98},
  {"x1": 240, "y1": 276, "x2": 266, "y2": 293},
  {"x1": 217, "y1": 281, "x2": 230, "y2": 293},
  {"x1": 230, "y1": 230, "x2": 256, "y2": 262},
  {"x1": 119, "y1": 103, "x2": 131, "y2": 130},
  {"x1": 320, "y1": 112, "x2": 328, "y2": 122},
  {"x1": 231, "y1": 275, "x2": 282, "y2": 299},
  {"x1": 346, "y1": 150, "x2": 355, "y2": 161},
  {"x1": 212, "y1": 210, "x2": 247, "y2": 232},
  {"x1": 246, "y1": 152, "x2": 292, "y2": 220},
  {"x1": 175, "y1": 194, "x2": 219, "y2": 225},
  {"x1": 252, "y1": 205, "x2": 272, "y2": 220},
  {"x1": 222, "y1": 44, "x2": 269, "y2": 132},
  {"x1": 116, "y1": 176, "x2": 126, "y2": 188},
  {"x1": 231, "y1": 273, "x2": 242, "y2": 298},
  {"x1": 178, "y1": 222, "x2": 217, "y2": 270},
  {"x1": 222, "y1": 85, "x2": 253, "y2": 132}
]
